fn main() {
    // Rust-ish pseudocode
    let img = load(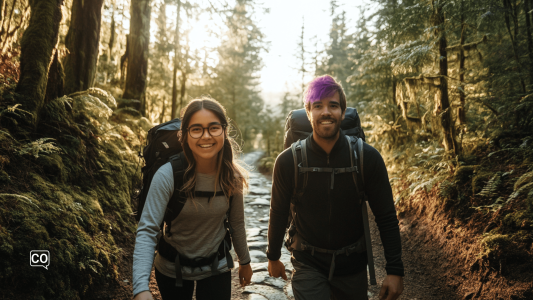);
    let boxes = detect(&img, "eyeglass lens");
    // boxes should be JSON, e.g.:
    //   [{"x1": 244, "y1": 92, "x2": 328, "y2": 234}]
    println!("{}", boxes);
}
[{"x1": 188, "y1": 124, "x2": 223, "y2": 138}]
